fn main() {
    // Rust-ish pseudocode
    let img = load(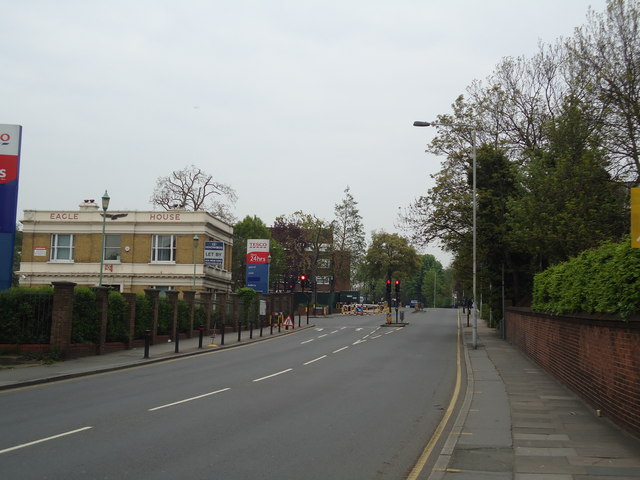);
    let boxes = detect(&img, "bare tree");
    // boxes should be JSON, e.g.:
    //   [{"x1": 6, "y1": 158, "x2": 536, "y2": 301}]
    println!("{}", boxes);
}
[
  {"x1": 150, "y1": 164, "x2": 237, "y2": 222},
  {"x1": 566, "y1": 0, "x2": 640, "y2": 182}
]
